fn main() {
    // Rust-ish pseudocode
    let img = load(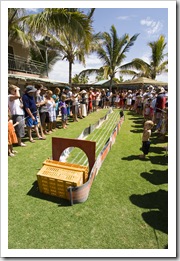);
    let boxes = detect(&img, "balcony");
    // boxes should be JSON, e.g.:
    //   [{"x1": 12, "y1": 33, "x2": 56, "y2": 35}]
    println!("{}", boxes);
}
[{"x1": 8, "y1": 53, "x2": 46, "y2": 76}]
